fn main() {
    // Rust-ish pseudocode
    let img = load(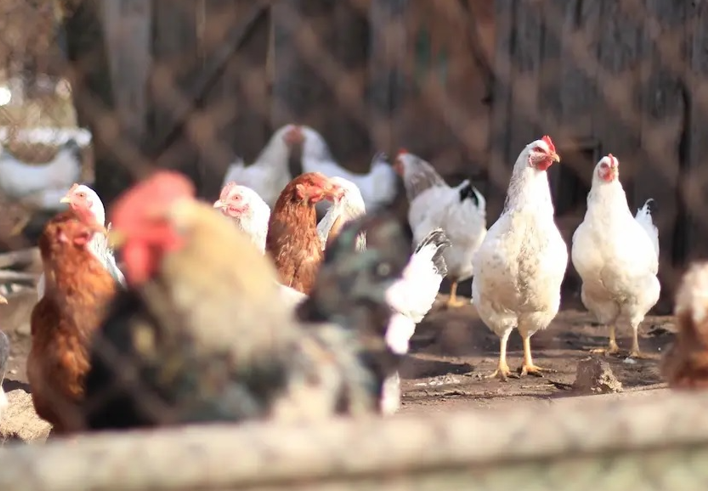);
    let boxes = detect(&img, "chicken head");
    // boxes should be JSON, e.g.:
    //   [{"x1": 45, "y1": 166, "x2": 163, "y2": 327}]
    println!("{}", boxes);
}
[
  {"x1": 213, "y1": 181, "x2": 262, "y2": 218},
  {"x1": 596, "y1": 154, "x2": 619, "y2": 183},
  {"x1": 283, "y1": 124, "x2": 305, "y2": 147},
  {"x1": 108, "y1": 171, "x2": 195, "y2": 286},
  {"x1": 526, "y1": 135, "x2": 560, "y2": 171},
  {"x1": 40, "y1": 211, "x2": 106, "y2": 253},
  {"x1": 291, "y1": 172, "x2": 344, "y2": 205}
]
